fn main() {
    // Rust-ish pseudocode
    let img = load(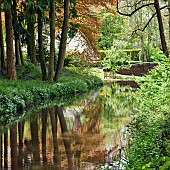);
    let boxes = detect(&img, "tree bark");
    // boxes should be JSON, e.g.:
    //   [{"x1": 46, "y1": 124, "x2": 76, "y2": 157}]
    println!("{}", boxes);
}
[
  {"x1": 48, "y1": 0, "x2": 55, "y2": 81},
  {"x1": 154, "y1": 0, "x2": 169, "y2": 57},
  {"x1": 54, "y1": 0, "x2": 70, "y2": 82},
  {"x1": 0, "y1": 5, "x2": 6, "y2": 72},
  {"x1": 5, "y1": 2, "x2": 17, "y2": 80},
  {"x1": 38, "y1": 5, "x2": 47, "y2": 80},
  {"x1": 12, "y1": 0, "x2": 21, "y2": 65},
  {"x1": 19, "y1": 40, "x2": 24, "y2": 64},
  {"x1": 27, "y1": 21, "x2": 36, "y2": 64}
]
